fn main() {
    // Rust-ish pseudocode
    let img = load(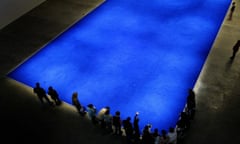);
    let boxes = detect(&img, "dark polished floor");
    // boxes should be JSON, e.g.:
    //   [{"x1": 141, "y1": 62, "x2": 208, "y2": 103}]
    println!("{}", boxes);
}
[{"x1": 1, "y1": 0, "x2": 240, "y2": 144}]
